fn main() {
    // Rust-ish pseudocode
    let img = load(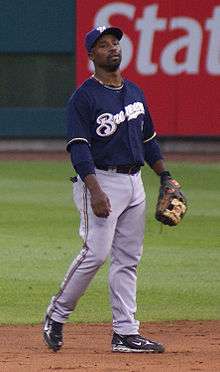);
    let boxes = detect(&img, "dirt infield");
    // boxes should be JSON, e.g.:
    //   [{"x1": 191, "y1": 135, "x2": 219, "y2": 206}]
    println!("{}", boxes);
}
[{"x1": 1, "y1": 321, "x2": 220, "y2": 372}]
